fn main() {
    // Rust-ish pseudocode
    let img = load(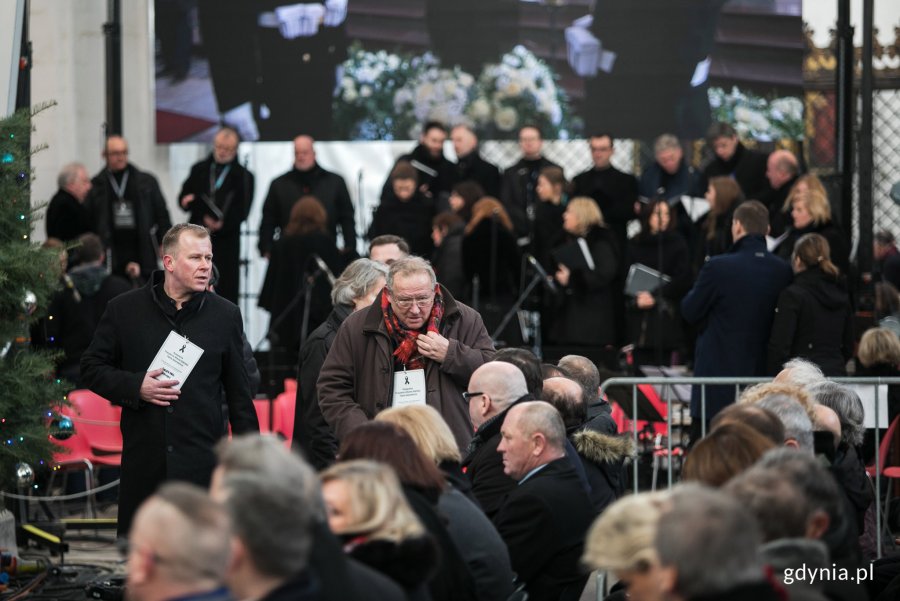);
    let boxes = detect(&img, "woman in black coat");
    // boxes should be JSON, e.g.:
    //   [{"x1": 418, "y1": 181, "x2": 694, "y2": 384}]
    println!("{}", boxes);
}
[
  {"x1": 550, "y1": 197, "x2": 619, "y2": 349},
  {"x1": 259, "y1": 196, "x2": 342, "y2": 381},
  {"x1": 694, "y1": 175, "x2": 741, "y2": 272},
  {"x1": 767, "y1": 233, "x2": 853, "y2": 376},
  {"x1": 625, "y1": 199, "x2": 693, "y2": 368},
  {"x1": 461, "y1": 197, "x2": 522, "y2": 345},
  {"x1": 369, "y1": 161, "x2": 436, "y2": 258}
]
